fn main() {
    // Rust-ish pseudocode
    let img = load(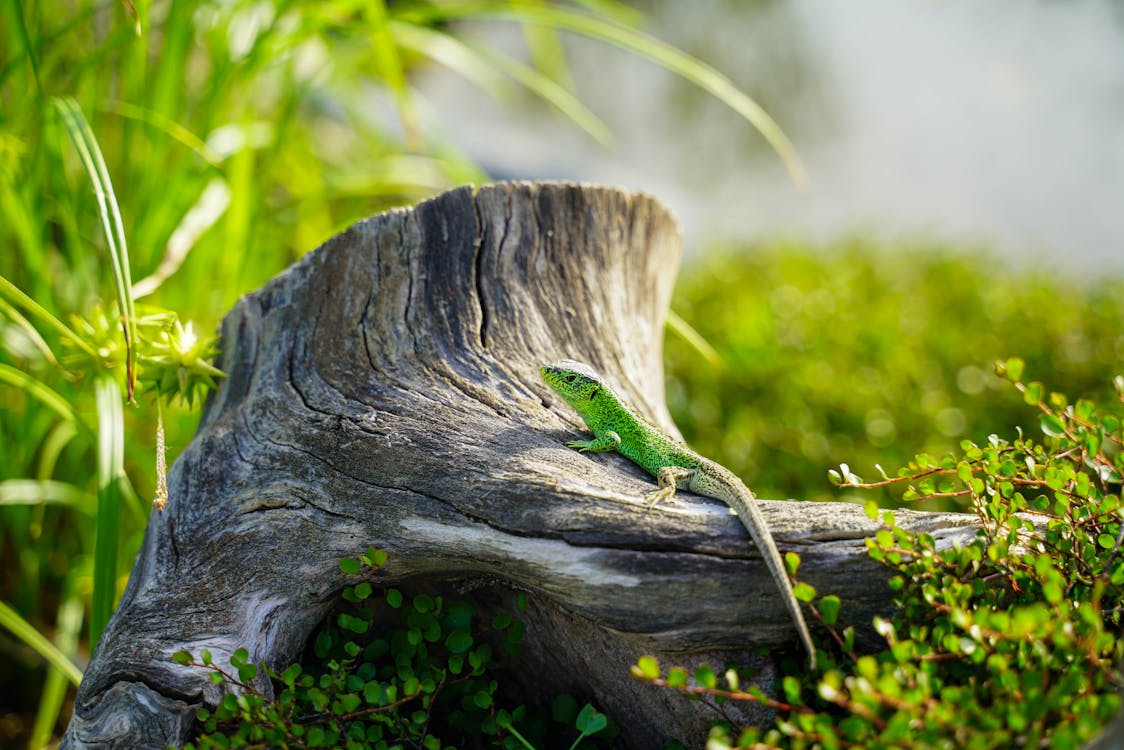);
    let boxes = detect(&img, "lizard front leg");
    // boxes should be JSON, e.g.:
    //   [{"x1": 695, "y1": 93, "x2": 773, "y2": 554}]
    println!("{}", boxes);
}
[
  {"x1": 566, "y1": 430, "x2": 622, "y2": 453},
  {"x1": 645, "y1": 465, "x2": 695, "y2": 508}
]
